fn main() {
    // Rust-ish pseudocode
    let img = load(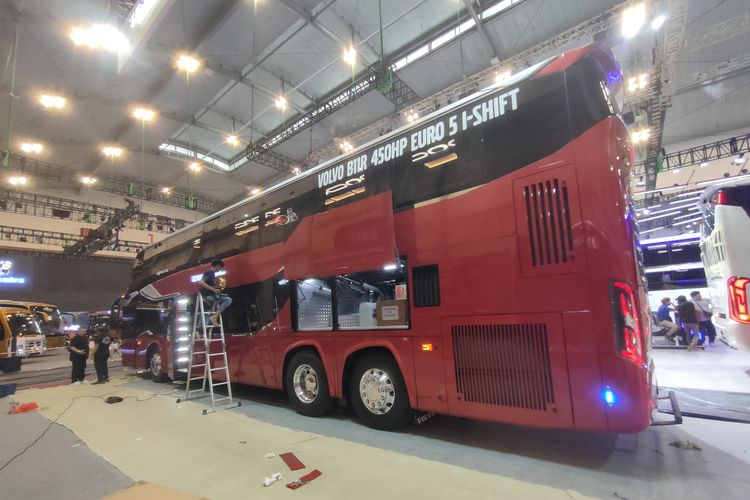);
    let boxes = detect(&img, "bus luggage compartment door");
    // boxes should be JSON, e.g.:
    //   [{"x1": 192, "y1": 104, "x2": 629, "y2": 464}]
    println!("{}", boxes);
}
[{"x1": 443, "y1": 313, "x2": 572, "y2": 428}]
